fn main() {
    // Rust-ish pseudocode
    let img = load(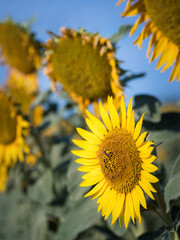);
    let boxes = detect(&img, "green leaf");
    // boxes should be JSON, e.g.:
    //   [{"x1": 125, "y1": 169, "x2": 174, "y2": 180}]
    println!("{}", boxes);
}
[
  {"x1": 165, "y1": 155, "x2": 180, "y2": 211},
  {"x1": 66, "y1": 157, "x2": 90, "y2": 208},
  {"x1": 134, "y1": 95, "x2": 161, "y2": 122},
  {"x1": 28, "y1": 170, "x2": 53, "y2": 204},
  {"x1": 109, "y1": 25, "x2": 132, "y2": 44},
  {"x1": 55, "y1": 198, "x2": 101, "y2": 240}
]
